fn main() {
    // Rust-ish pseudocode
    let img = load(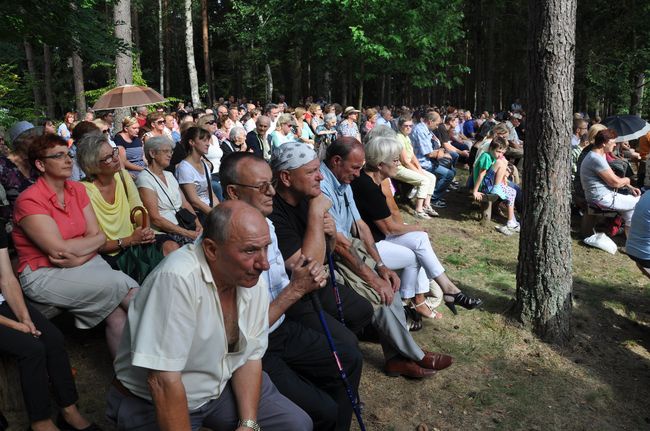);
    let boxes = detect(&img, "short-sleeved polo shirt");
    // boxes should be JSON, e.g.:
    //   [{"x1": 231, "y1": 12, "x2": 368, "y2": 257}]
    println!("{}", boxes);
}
[{"x1": 319, "y1": 162, "x2": 361, "y2": 239}]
